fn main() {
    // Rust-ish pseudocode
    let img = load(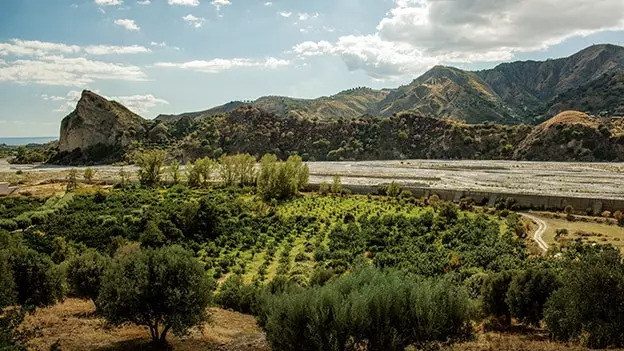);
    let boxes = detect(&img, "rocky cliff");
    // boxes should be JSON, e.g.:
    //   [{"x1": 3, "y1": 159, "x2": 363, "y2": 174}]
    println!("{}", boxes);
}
[
  {"x1": 58, "y1": 90, "x2": 148, "y2": 153},
  {"x1": 55, "y1": 90, "x2": 149, "y2": 163}
]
